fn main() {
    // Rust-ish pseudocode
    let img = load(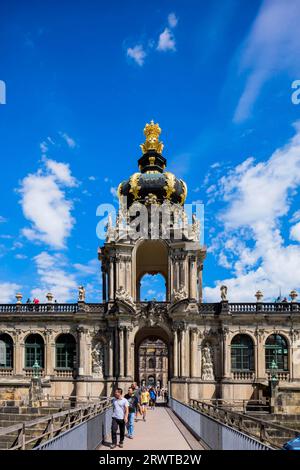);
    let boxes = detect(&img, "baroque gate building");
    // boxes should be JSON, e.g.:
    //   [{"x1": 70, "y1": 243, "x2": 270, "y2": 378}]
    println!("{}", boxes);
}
[{"x1": 0, "y1": 121, "x2": 300, "y2": 413}]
